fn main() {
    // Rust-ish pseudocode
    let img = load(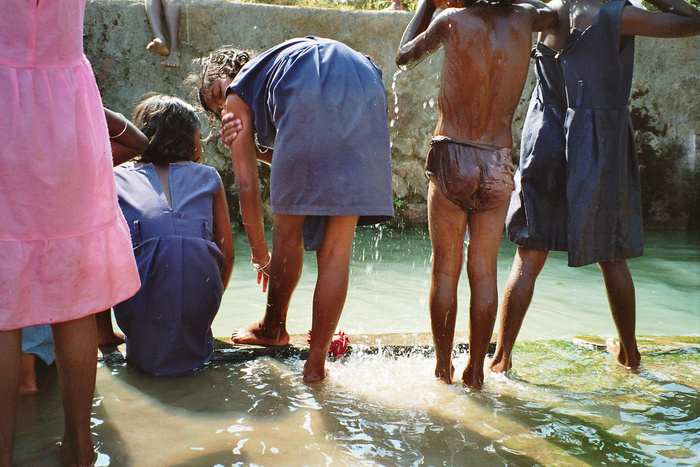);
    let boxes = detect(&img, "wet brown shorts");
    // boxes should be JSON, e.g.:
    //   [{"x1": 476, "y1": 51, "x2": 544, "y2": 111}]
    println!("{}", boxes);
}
[{"x1": 425, "y1": 136, "x2": 515, "y2": 212}]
